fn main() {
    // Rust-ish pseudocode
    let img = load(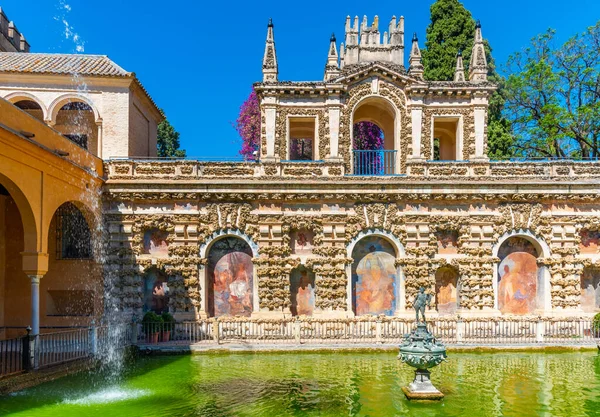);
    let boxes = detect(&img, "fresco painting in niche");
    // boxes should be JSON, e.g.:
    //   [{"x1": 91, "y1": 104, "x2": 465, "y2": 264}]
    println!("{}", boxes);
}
[
  {"x1": 352, "y1": 236, "x2": 396, "y2": 316},
  {"x1": 143, "y1": 269, "x2": 169, "y2": 314},
  {"x1": 435, "y1": 268, "x2": 458, "y2": 315},
  {"x1": 208, "y1": 237, "x2": 253, "y2": 317},
  {"x1": 290, "y1": 229, "x2": 314, "y2": 255},
  {"x1": 290, "y1": 268, "x2": 316, "y2": 316},
  {"x1": 580, "y1": 268, "x2": 600, "y2": 312},
  {"x1": 497, "y1": 237, "x2": 539, "y2": 315},
  {"x1": 143, "y1": 228, "x2": 169, "y2": 256},
  {"x1": 580, "y1": 229, "x2": 600, "y2": 254}
]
